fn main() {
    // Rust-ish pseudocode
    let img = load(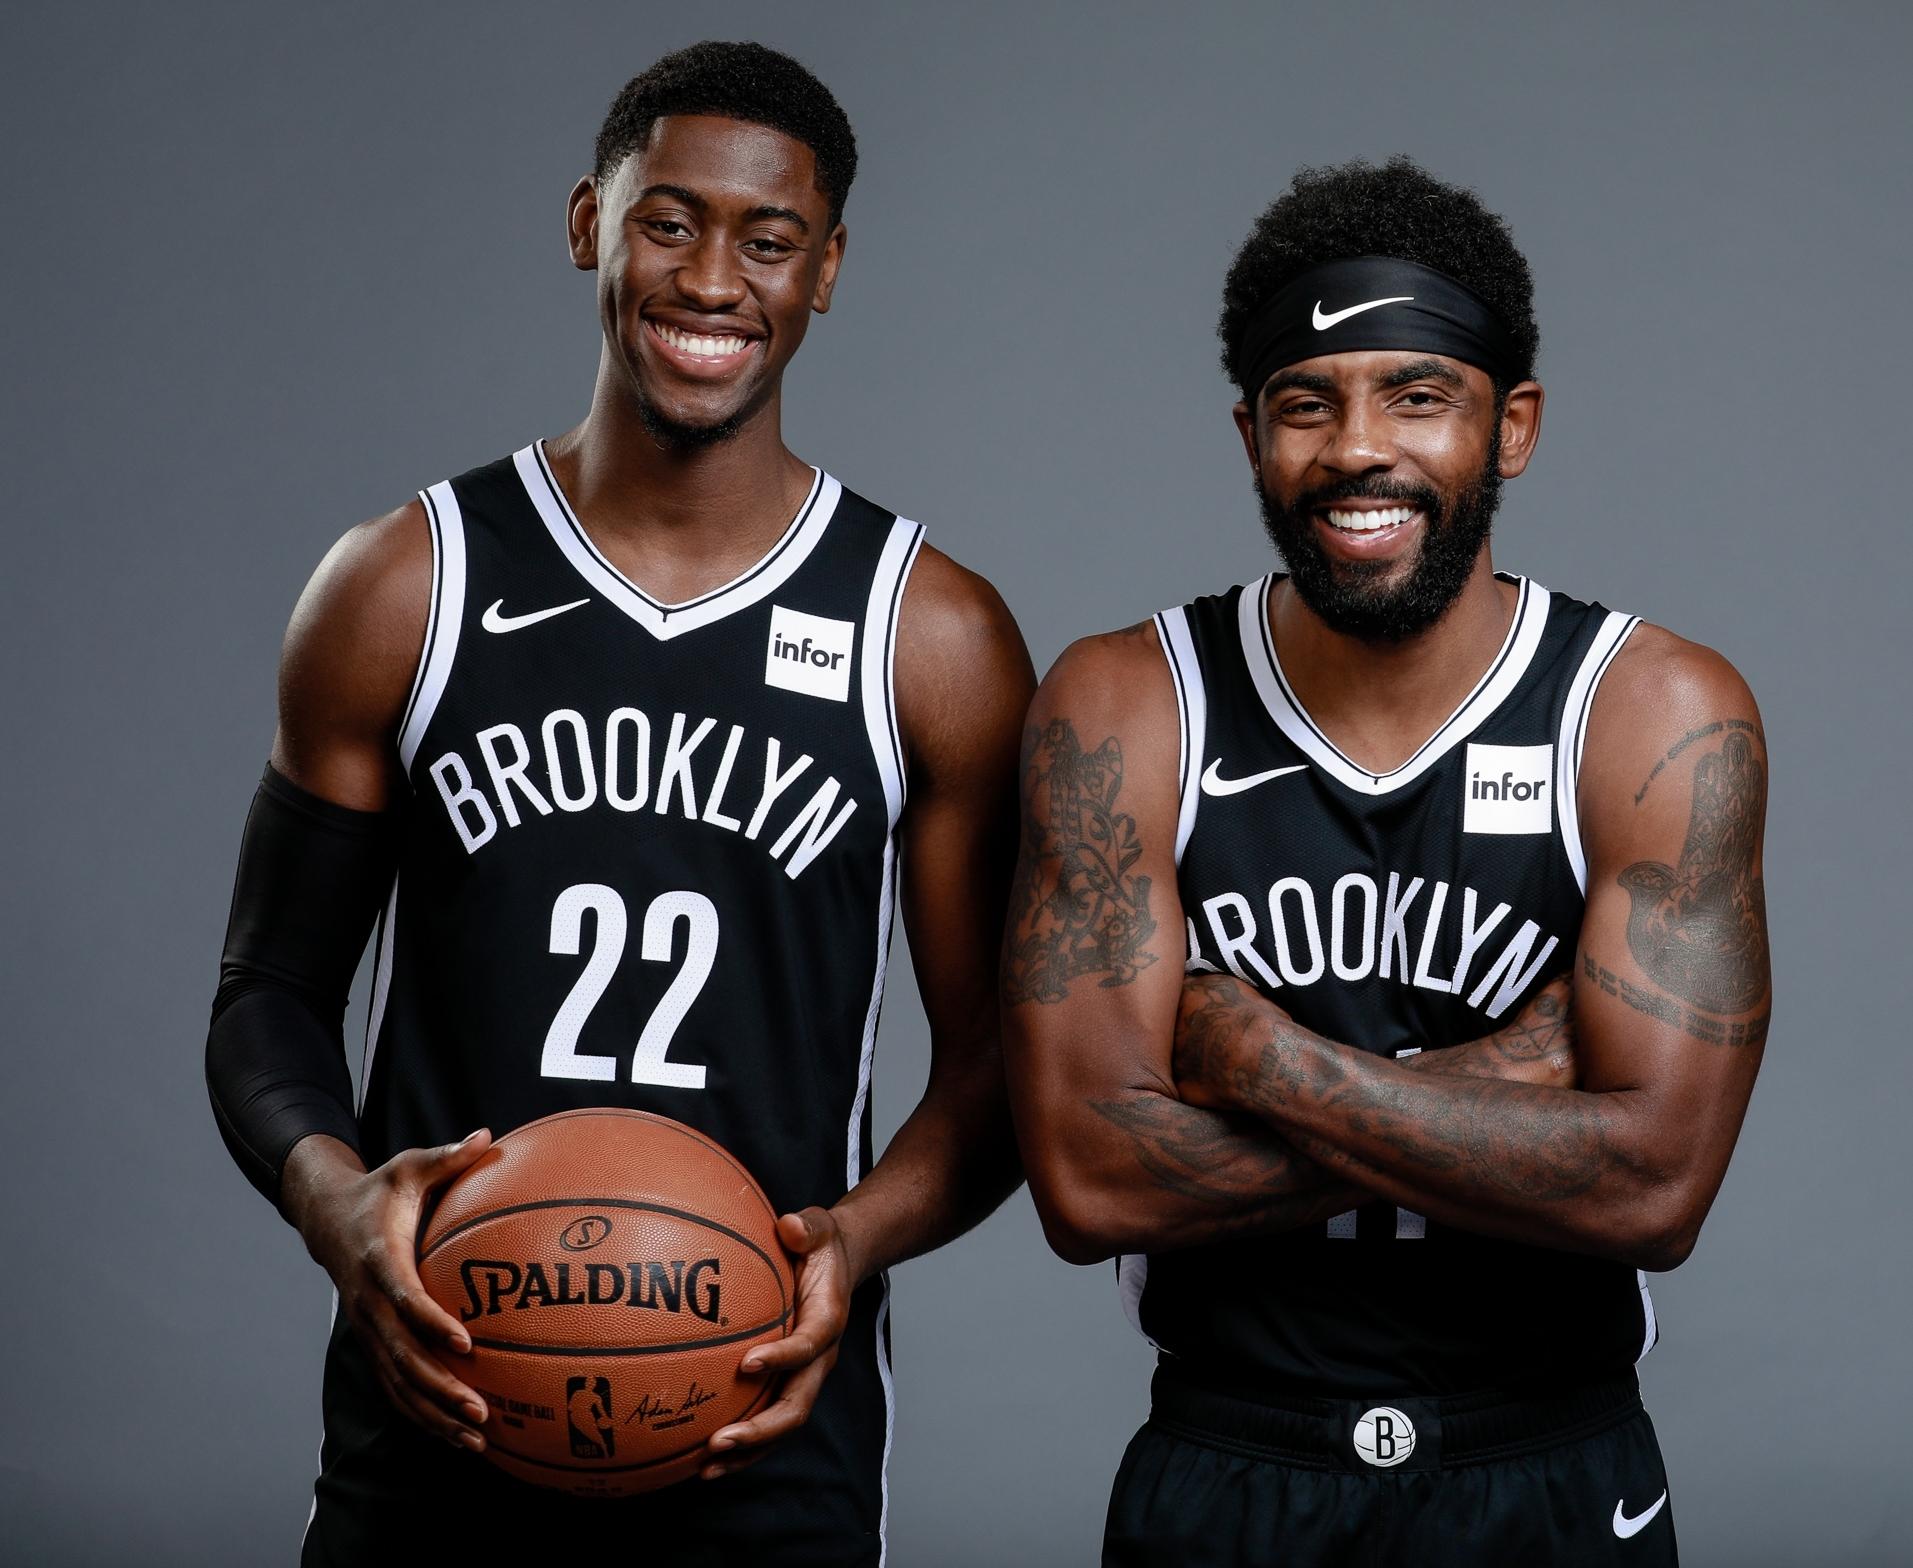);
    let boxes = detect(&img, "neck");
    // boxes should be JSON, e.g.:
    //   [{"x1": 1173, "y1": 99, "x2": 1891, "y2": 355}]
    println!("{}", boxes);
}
[
  {"x1": 546, "y1": 344, "x2": 814, "y2": 539},
  {"x1": 1270, "y1": 553, "x2": 1516, "y2": 771}
]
